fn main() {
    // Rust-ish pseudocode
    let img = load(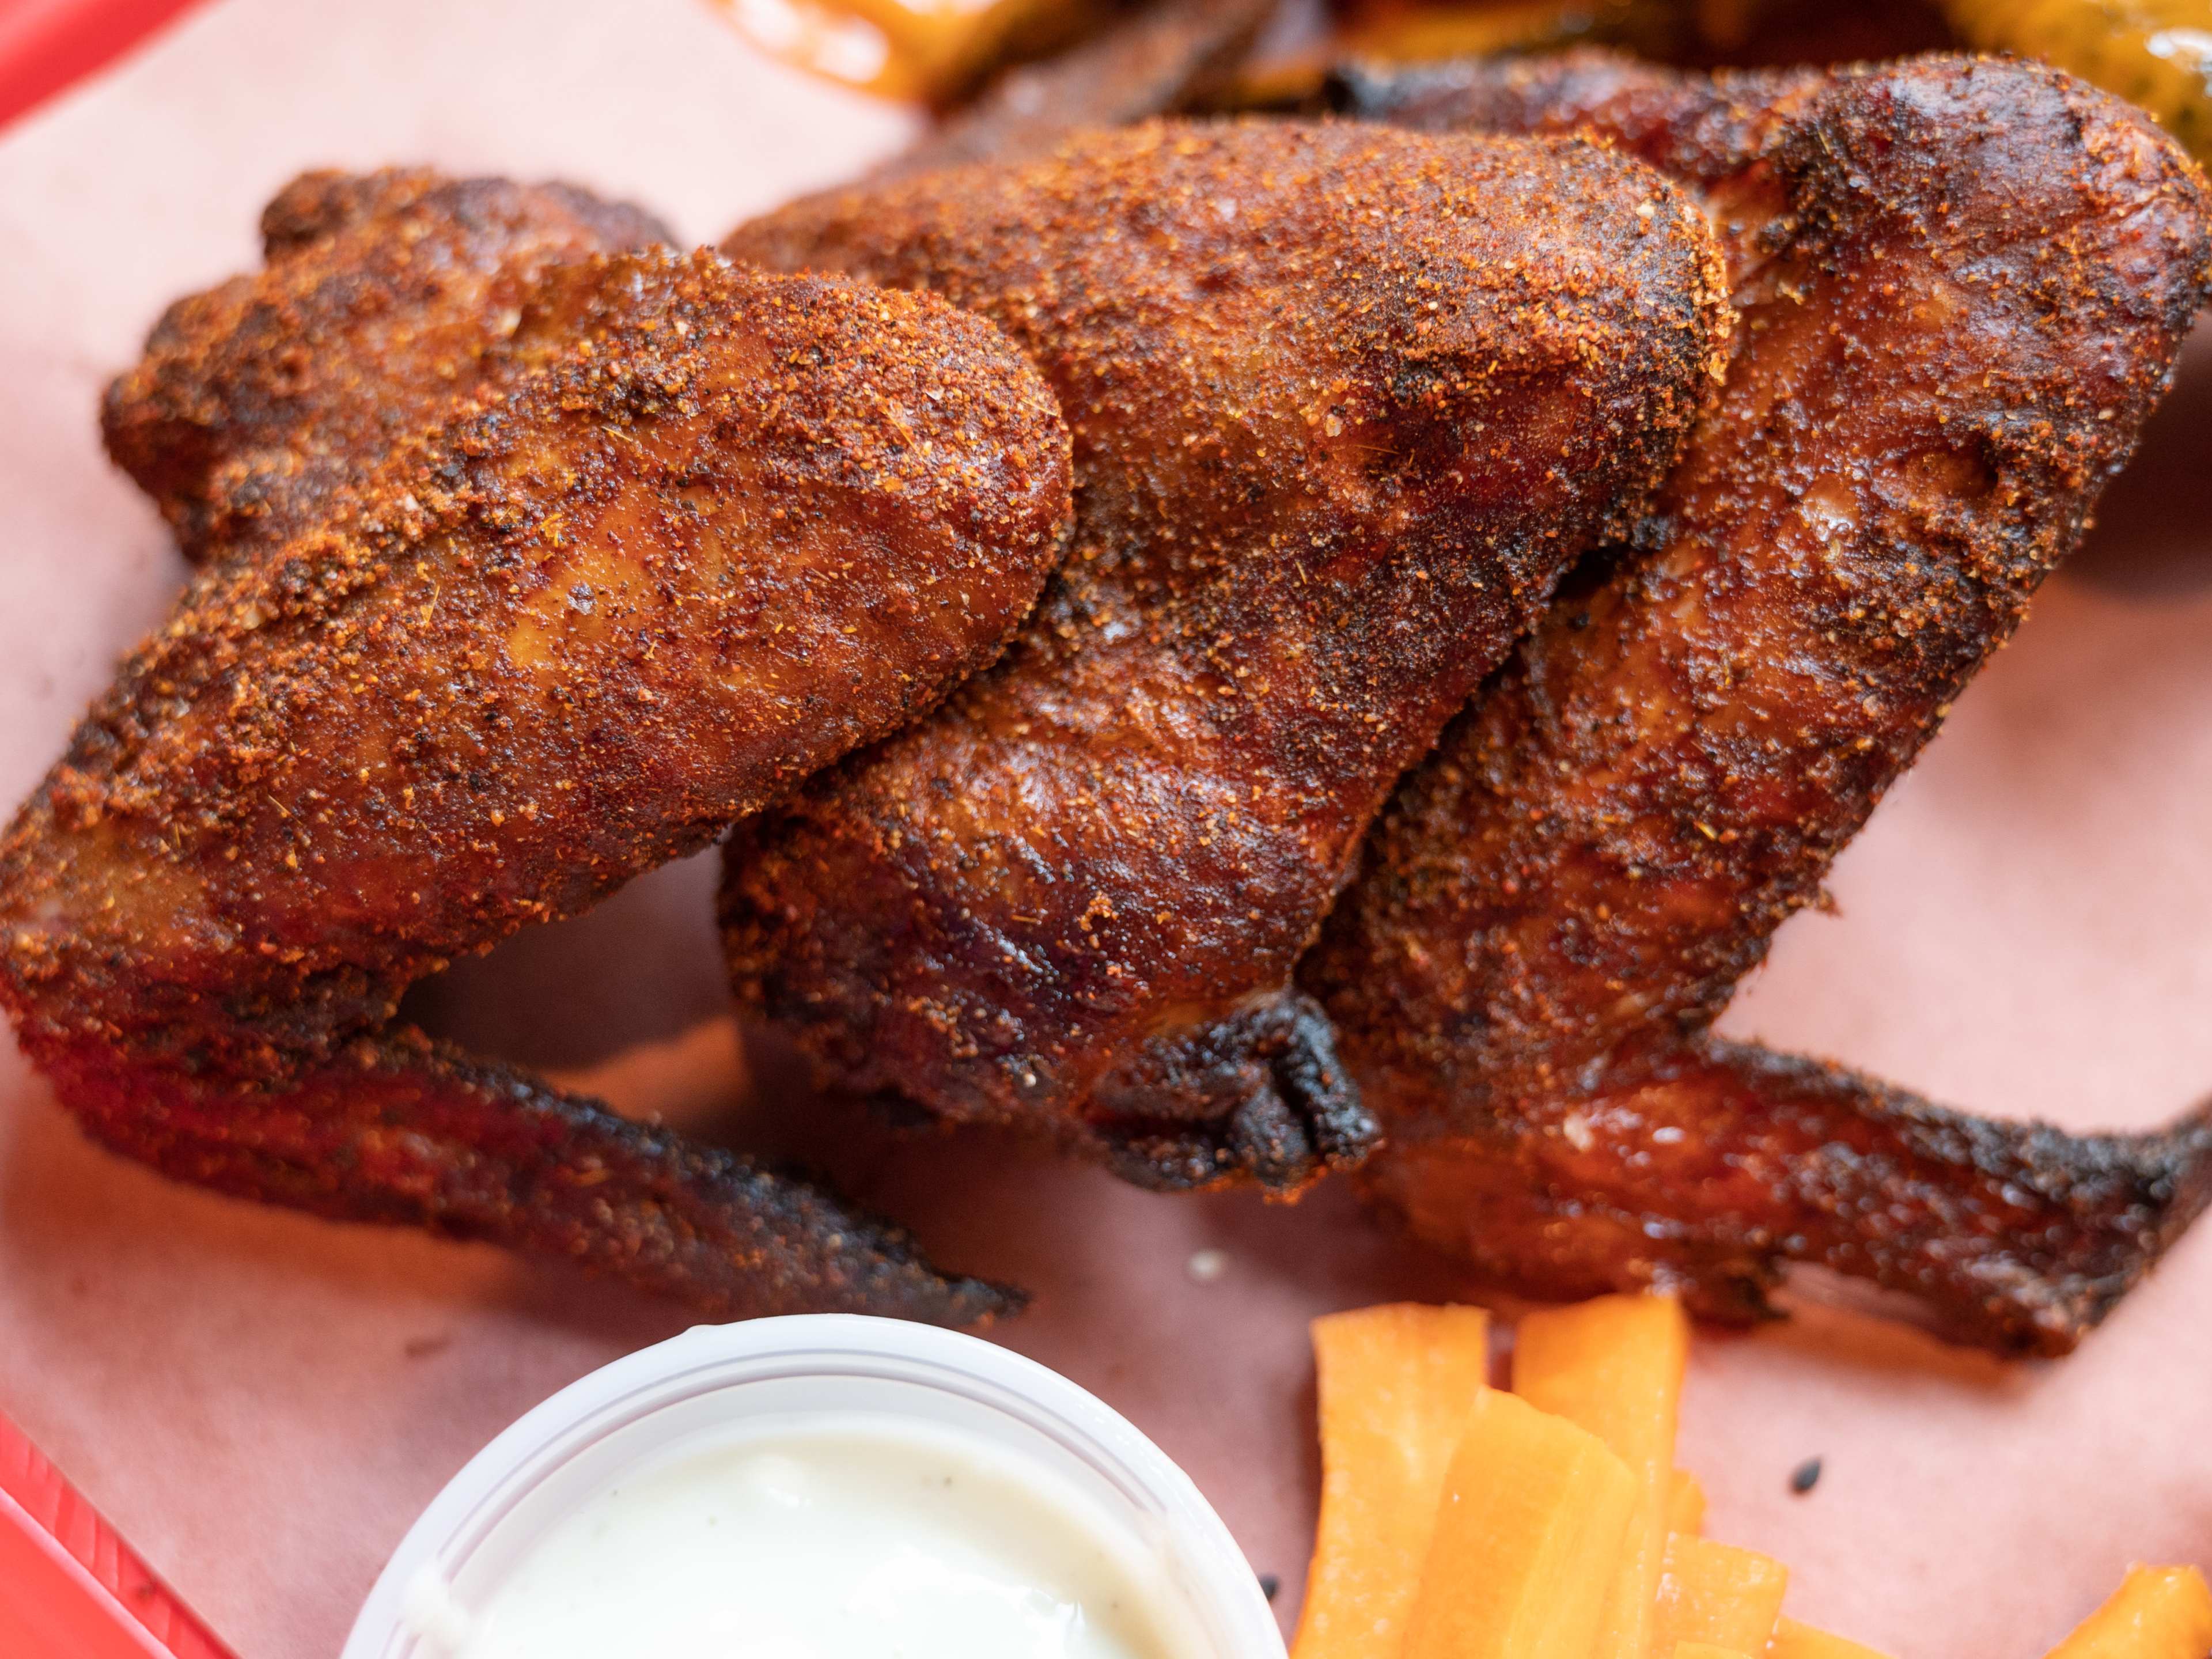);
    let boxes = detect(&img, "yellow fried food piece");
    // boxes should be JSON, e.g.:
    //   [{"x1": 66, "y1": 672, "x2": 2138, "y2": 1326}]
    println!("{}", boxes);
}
[{"x1": 1944, "y1": 0, "x2": 2212, "y2": 161}]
